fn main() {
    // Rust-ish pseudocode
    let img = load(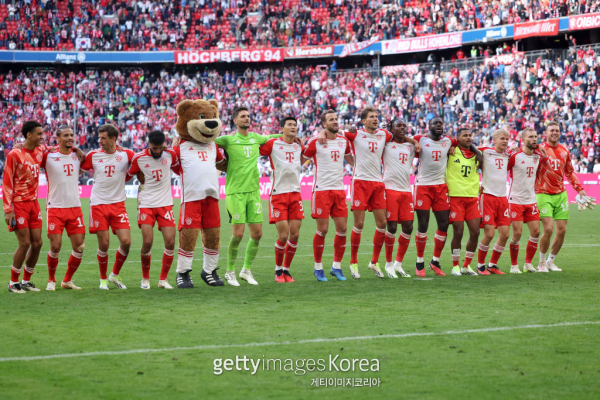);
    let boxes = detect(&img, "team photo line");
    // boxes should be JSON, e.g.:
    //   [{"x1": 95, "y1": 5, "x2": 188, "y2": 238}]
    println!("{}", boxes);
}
[{"x1": 2, "y1": 103, "x2": 595, "y2": 293}]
